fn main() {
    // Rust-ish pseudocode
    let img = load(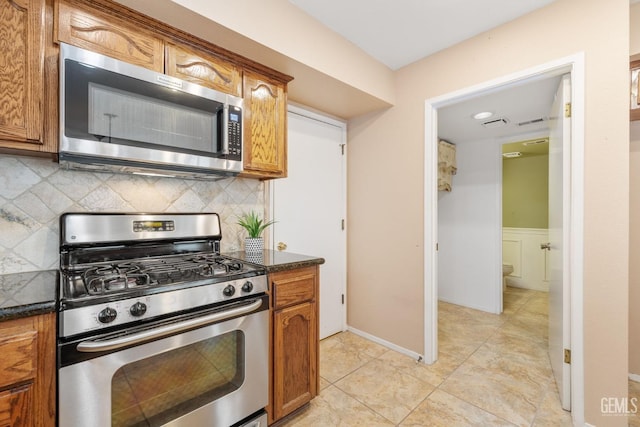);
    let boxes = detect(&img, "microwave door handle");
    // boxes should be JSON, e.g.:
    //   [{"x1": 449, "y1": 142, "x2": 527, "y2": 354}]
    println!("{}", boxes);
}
[
  {"x1": 221, "y1": 104, "x2": 229, "y2": 155},
  {"x1": 76, "y1": 298, "x2": 262, "y2": 353}
]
